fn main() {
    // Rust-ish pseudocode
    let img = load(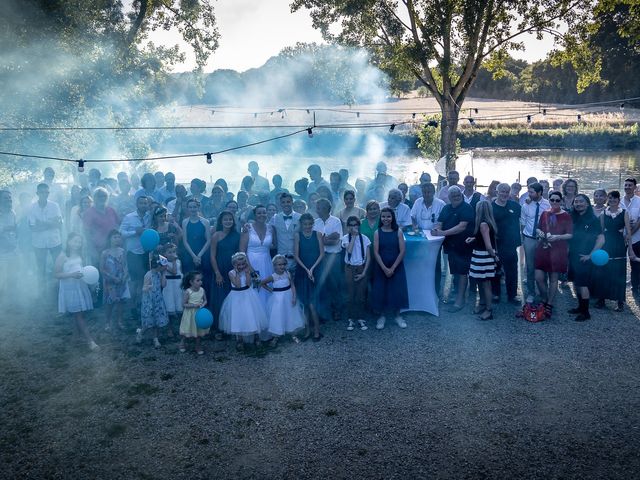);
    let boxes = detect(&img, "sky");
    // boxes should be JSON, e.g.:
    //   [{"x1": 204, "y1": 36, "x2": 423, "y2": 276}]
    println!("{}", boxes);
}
[{"x1": 151, "y1": 0, "x2": 557, "y2": 73}]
